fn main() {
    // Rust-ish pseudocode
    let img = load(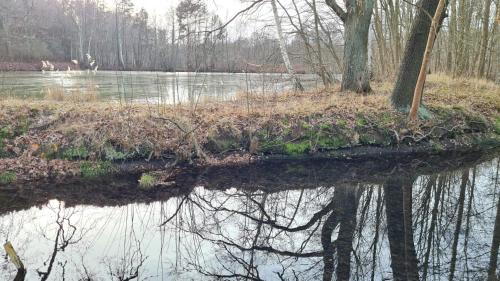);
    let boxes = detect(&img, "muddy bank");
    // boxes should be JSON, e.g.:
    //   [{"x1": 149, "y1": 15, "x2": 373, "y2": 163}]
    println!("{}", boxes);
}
[{"x1": 1, "y1": 149, "x2": 497, "y2": 215}]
